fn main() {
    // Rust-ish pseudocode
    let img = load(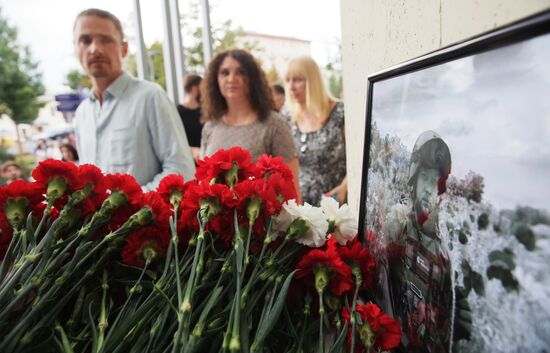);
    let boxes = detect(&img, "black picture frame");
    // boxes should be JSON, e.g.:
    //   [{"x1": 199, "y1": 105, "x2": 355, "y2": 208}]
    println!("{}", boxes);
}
[{"x1": 357, "y1": 10, "x2": 550, "y2": 353}]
